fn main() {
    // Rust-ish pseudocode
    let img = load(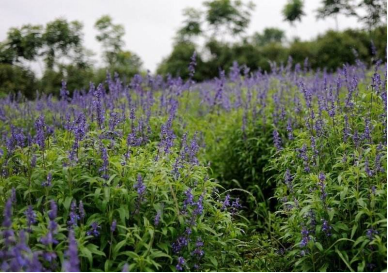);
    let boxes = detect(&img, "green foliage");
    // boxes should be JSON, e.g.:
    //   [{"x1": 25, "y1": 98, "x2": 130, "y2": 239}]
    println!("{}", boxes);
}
[
  {"x1": 252, "y1": 28, "x2": 285, "y2": 47},
  {"x1": 176, "y1": 8, "x2": 203, "y2": 42},
  {"x1": 95, "y1": 15, "x2": 126, "y2": 67},
  {"x1": 204, "y1": 0, "x2": 254, "y2": 36},
  {"x1": 317, "y1": 0, "x2": 356, "y2": 18},
  {"x1": 6, "y1": 25, "x2": 43, "y2": 63},
  {"x1": 0, "y1": 64, "x2": 37, "y2": 98},
  {"x1": 357, "y1": 0, "x2": 387, "y2": 29},
  {"x1": 282, "y1": 0, "x2": 305, "y2": 25},
  {"x1": 159, "y1": 26, "x2": 387, "y2": 81}
]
